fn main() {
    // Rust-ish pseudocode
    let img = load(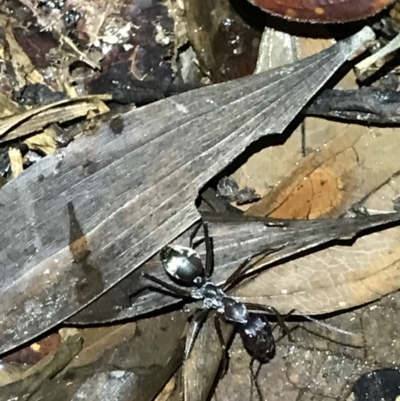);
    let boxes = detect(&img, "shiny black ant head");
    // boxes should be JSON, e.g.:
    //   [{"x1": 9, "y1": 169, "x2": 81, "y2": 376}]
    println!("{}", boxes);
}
[
  {"x1": 239, "y1": 315, "x2": 275, "y2": 363},
  {"x1": 160, "y1": 245, "x2": 205, "y2": 286}
]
